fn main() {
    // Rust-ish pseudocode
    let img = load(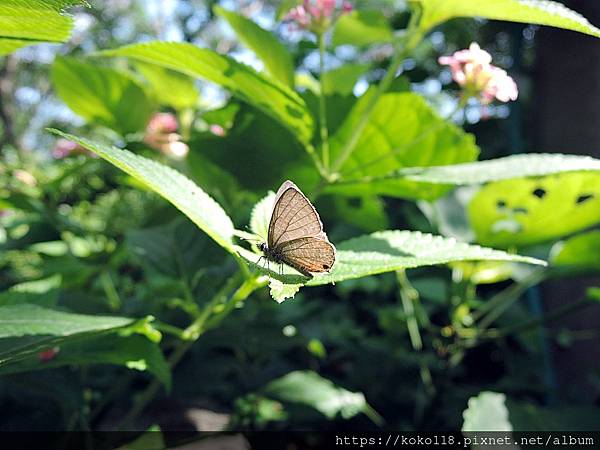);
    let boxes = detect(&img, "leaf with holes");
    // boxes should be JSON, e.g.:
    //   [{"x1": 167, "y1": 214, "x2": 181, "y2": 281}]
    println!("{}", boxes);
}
[
  {"x1": 416, "y1": 0, "x2": 600, "y2": 37},
  {"x1": 327, "y1": 92, "x2": 479, "y2": 200},
  {"x1": 98, "y1": 42, "x2": 313, "y2": 144},
  {"x1": 52, "y1": 56, "x2": 154, "y2": 135},
  {"x1": 0, "y1": 1, "x2": 85, "y2": 55},
  {"x1": 215, "y1": 6, "x2": 295, "y2": 87},
  {"x1": 468, "y1": 172, "x2": 600, "y2": 248},
  {"x1": 48, "y1": 130, "x2": 236, "y2": 252}
]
